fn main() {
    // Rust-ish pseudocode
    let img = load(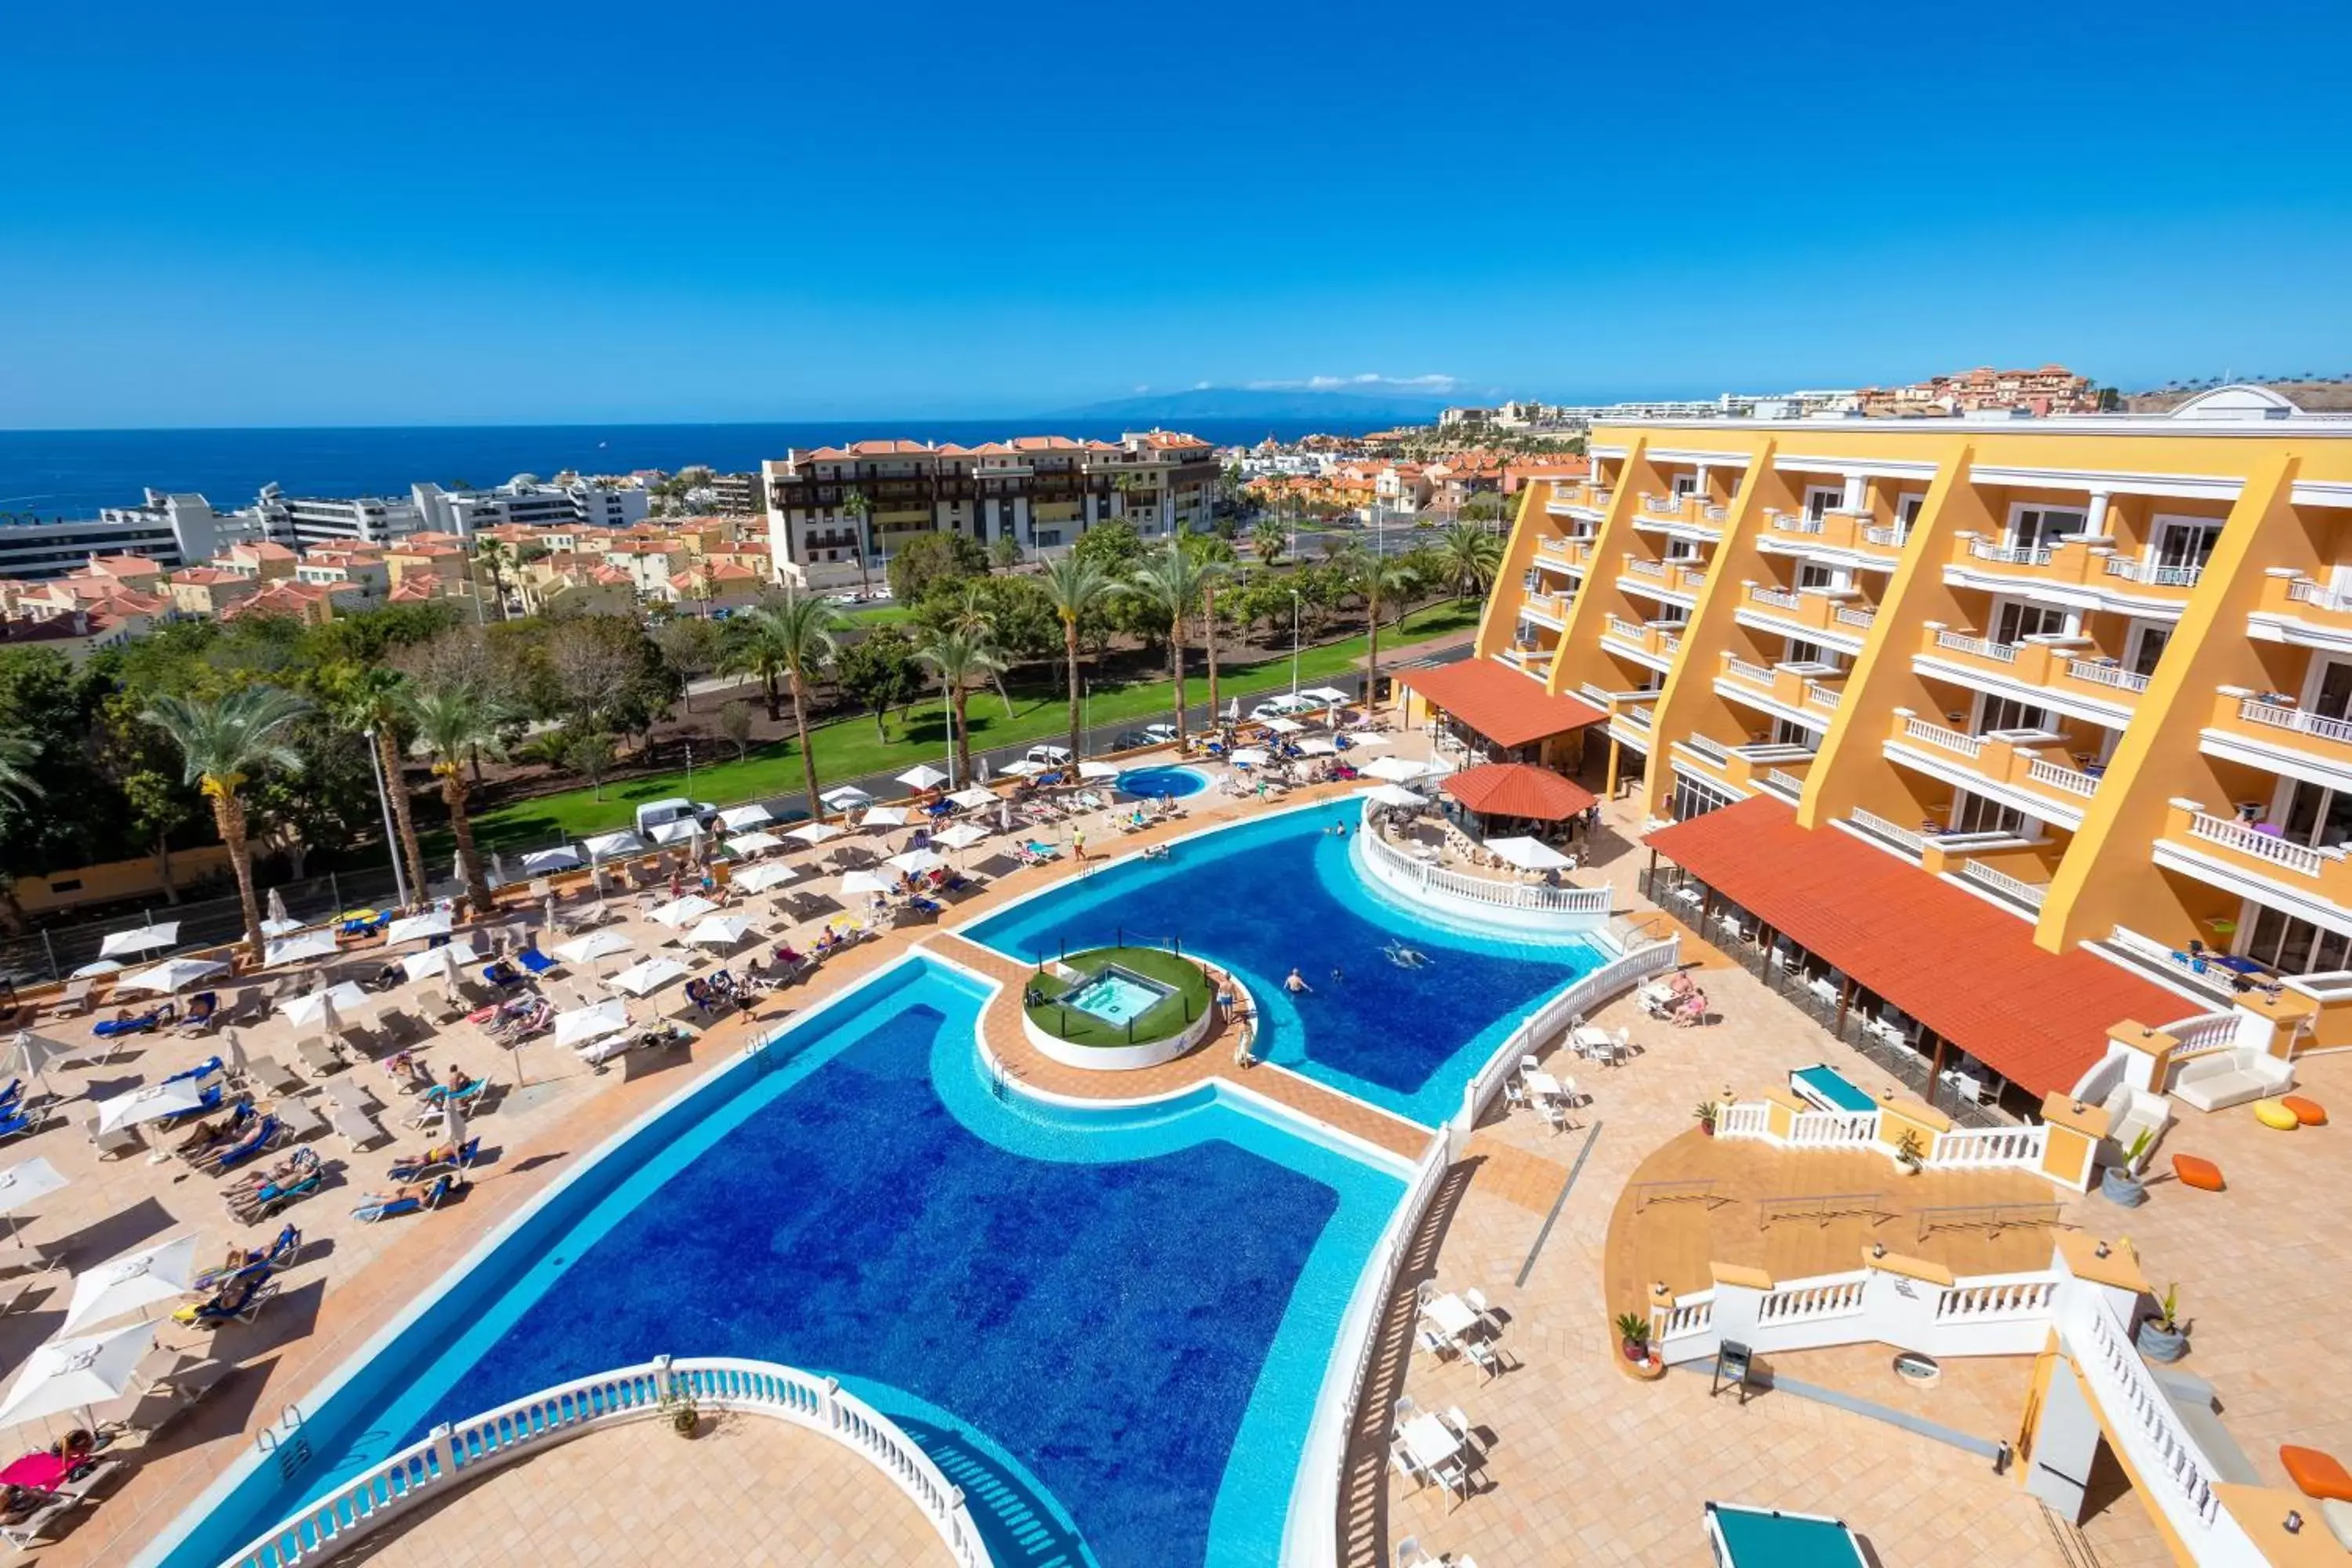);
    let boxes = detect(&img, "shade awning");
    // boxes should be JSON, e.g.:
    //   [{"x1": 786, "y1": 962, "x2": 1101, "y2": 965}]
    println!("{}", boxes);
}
[
  {"x1": 1645, "y1": 797, "x2": 2182, "y2": 1094},
  {"x1": 1442, "y1": 763, "x2": 1596, "y2": 821},
  {"x1": 1399, "y1": 659, "x2": 1606, "y2": 748}
]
